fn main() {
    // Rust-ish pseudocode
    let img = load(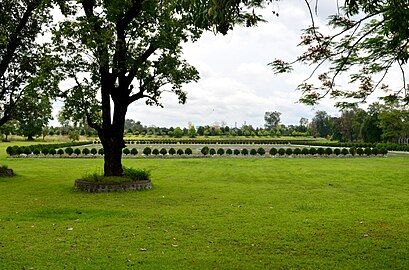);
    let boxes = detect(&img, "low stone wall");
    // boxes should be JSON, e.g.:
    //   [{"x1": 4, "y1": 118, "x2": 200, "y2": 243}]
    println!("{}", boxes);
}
[{"x1": 75, "y1": 179, "x2": 152, "y2": 193}]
